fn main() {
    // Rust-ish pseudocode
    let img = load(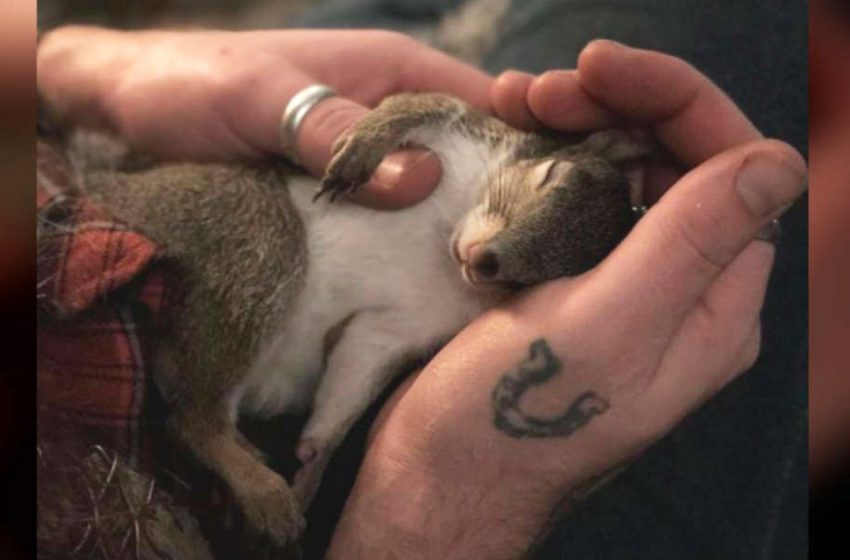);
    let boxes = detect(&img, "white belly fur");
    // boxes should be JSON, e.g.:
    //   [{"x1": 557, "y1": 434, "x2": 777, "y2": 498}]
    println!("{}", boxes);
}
[{"x1": 235, "y1": 131, "x2": 502, "y2": 418}]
